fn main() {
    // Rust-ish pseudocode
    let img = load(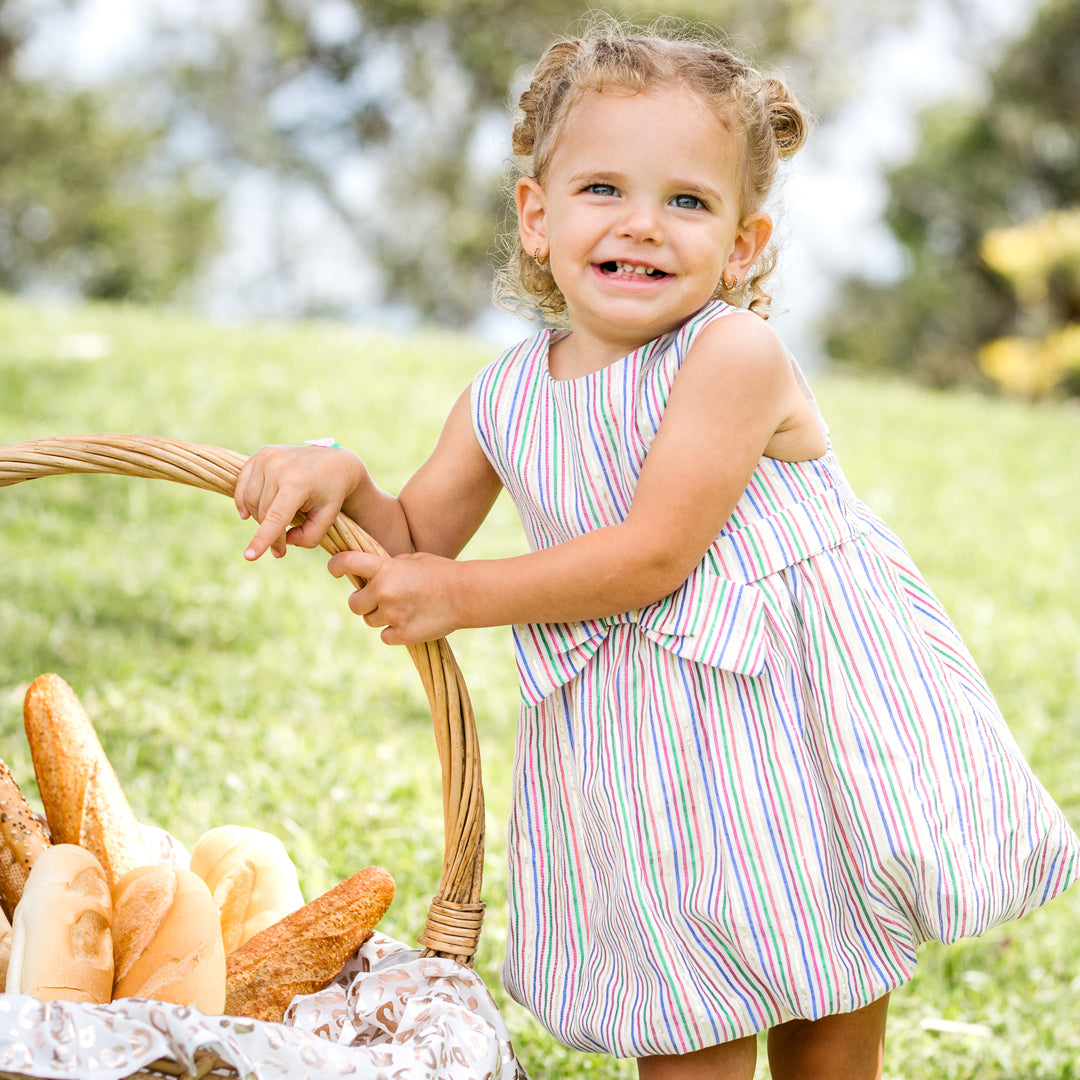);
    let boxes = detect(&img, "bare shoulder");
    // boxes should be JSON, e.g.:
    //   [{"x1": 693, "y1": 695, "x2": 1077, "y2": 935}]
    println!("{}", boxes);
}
[
  {"x1": 691, "y1": 308, "x2": 786, "y2": 367},
  {"x1": 682, "y1": 310, "x2": 827, "y2": 461},
  {"x1": 685, "y1": 309, "x2": 789, "y2": 381}
]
